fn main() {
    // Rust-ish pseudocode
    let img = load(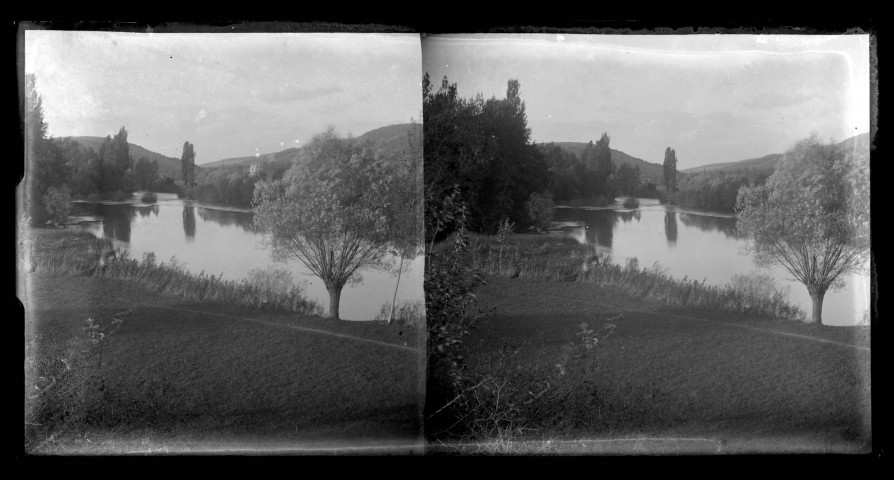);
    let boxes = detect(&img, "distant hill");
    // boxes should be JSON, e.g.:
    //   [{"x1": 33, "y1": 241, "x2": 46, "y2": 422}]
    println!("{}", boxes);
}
[
  {"x1": 67, "y1": 136, "x2": 189, "y2": 180},
  {"x1": 681, "y1": 133, "x2": 871, "y2": 175},
  {"x1": 548, "y1": 142, "x2": 672, "y2": 185},
  {"x1": 200, "y1": 123, "x2": 422, "y2": 169},
  {"x1": 681, "y1": 153, "x2": 784, "y2": 175},
  {"x1": 200, "y1": 147, "x2": 301, "y2": 169}
]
